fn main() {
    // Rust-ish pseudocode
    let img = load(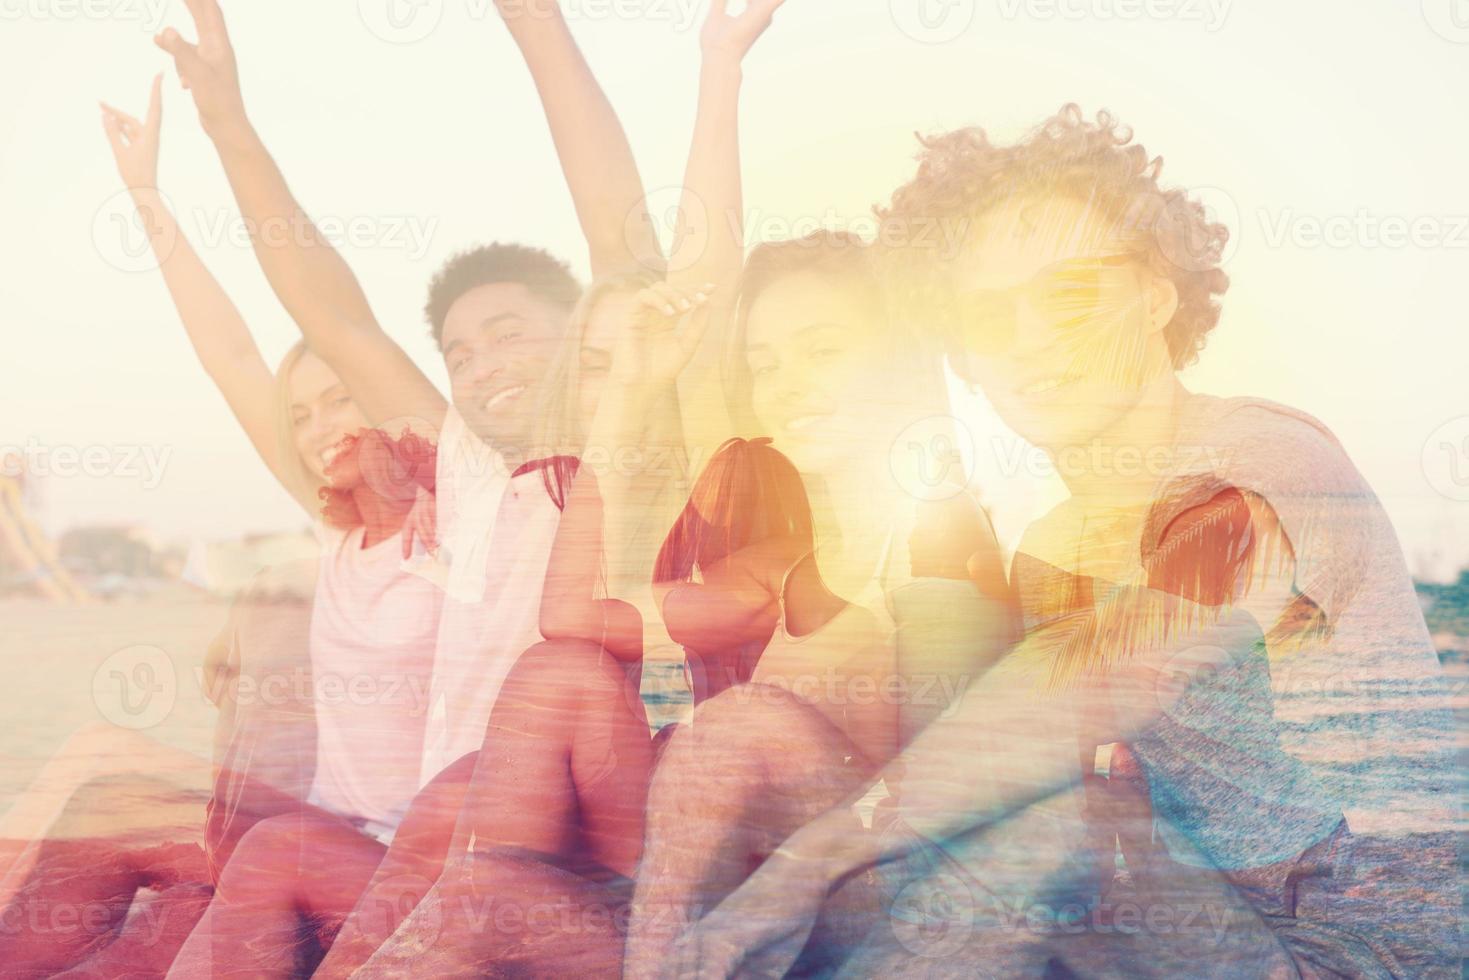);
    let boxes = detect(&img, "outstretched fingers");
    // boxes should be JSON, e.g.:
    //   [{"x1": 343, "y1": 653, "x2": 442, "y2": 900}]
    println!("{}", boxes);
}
[
  {"x1": 146, "y1": 73, "x2": 163, "y2": 129},
  {"x1": 182, "y1": 0, "x2": 227, "y2": 41},
  {"x1": 100, "y1": 108, "x2": 130, "y2": 158},
  {"x1": 153, "y1": 27, "x2": 203, "y2": 87}
]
